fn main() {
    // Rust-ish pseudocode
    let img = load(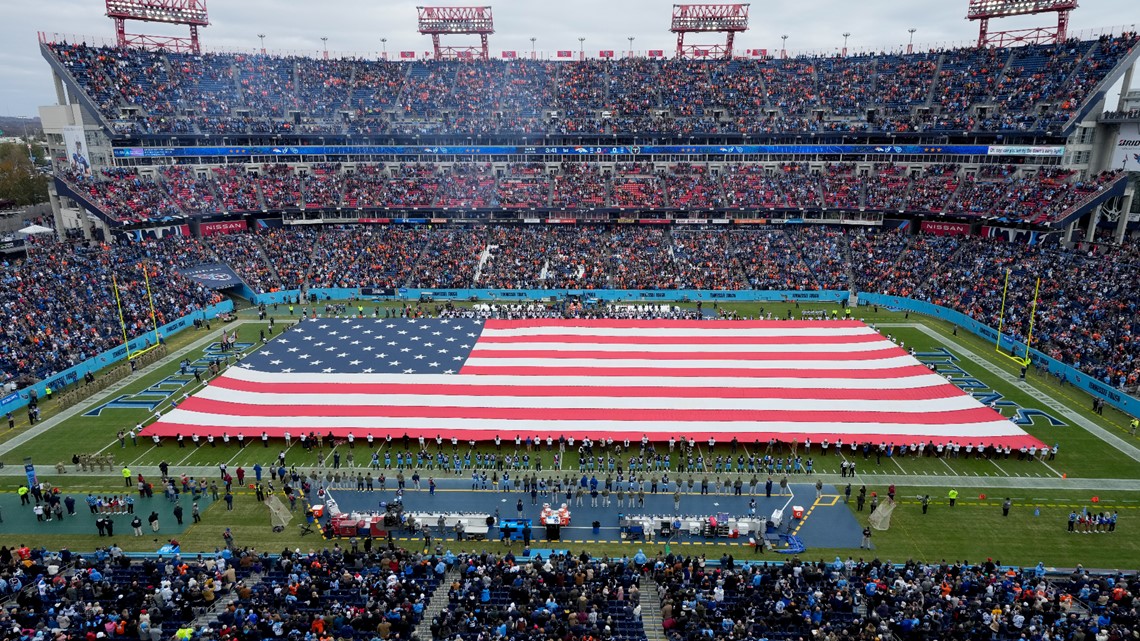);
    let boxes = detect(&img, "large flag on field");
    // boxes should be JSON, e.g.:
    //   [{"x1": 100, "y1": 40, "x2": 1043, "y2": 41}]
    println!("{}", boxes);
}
[{"x1": 143, "y1": 319, "x2": 1042, "y2": 447}]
